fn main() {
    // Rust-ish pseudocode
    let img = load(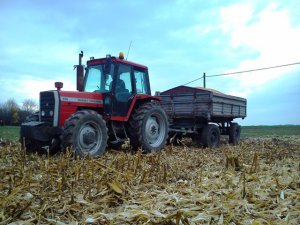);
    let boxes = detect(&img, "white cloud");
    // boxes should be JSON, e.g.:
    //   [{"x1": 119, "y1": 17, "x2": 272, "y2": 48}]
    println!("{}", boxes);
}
[
  {"x1": 17, "y1": 77, "x2": 75, "y2": 100},
  {"x1": 0, "y1": 74, "x2": 76, "y2": 105},
  {"x1": 220, "y1": 3, "x2": 254, "y2": 34},
  {"x1": 219, "y1": 3, "x2": 300, "y2": 97}
]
